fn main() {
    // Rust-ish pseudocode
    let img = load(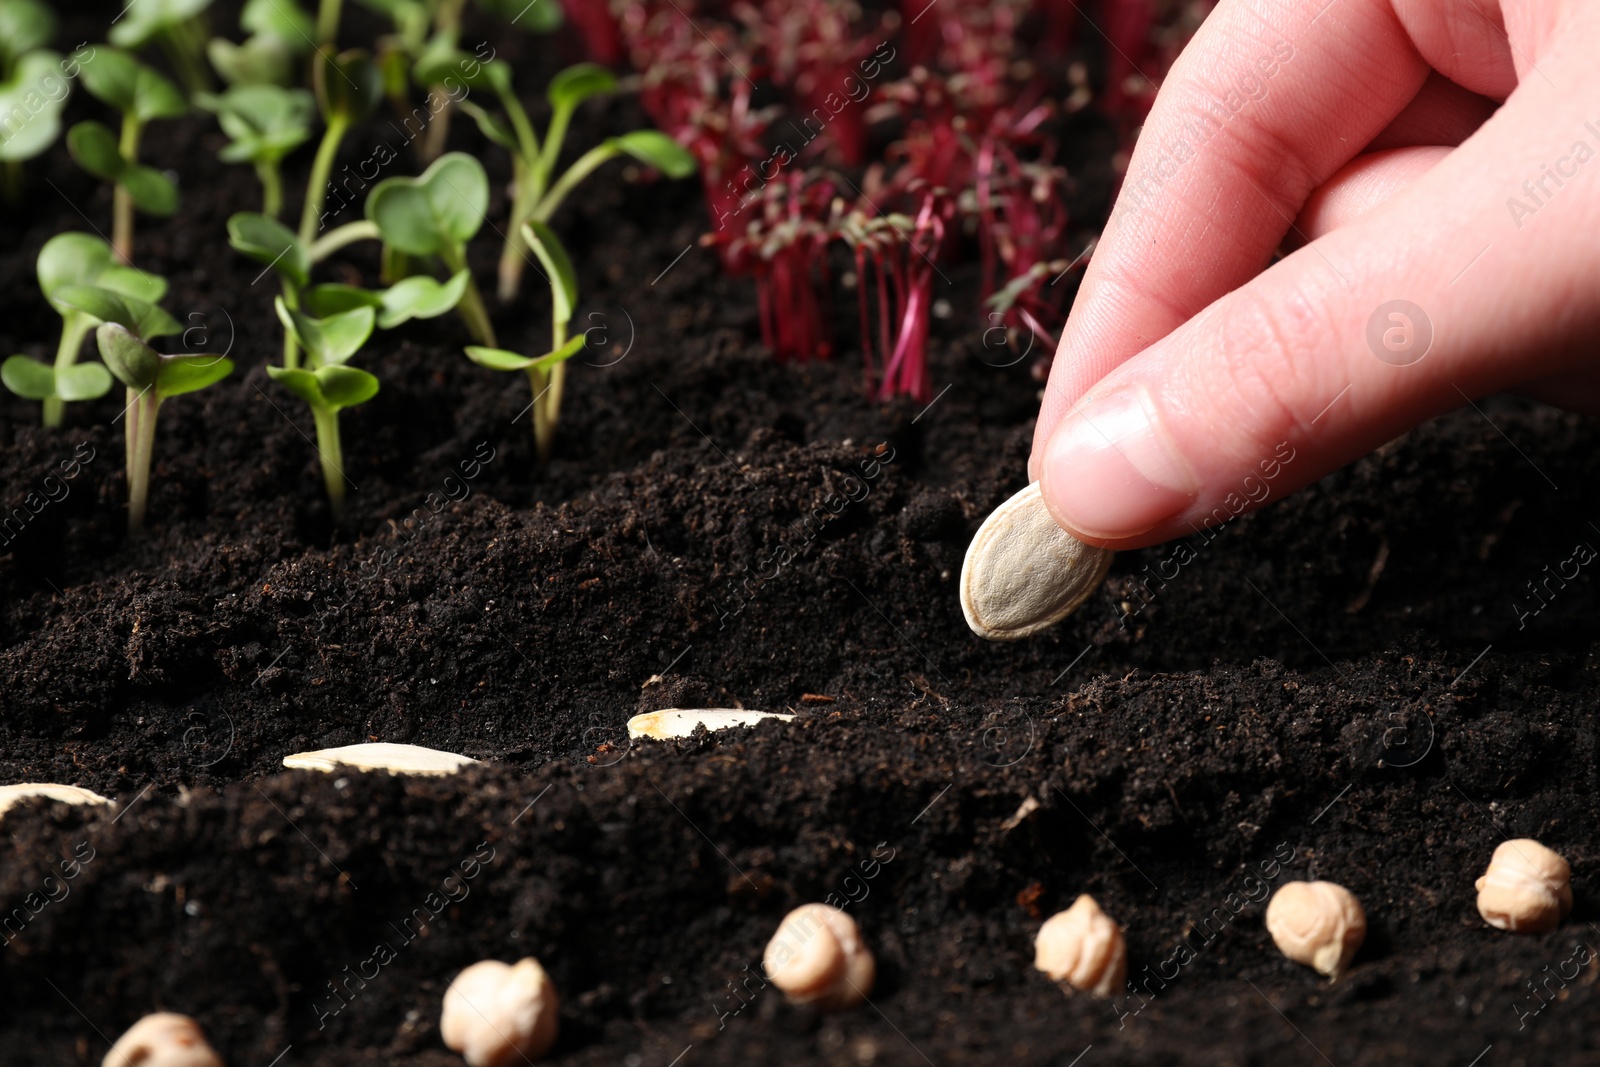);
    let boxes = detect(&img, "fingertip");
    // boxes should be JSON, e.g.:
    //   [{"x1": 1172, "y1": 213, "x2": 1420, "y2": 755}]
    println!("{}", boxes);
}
[{"x1": 1038, "y1": 386, "x2": 1200, "y2": 544}]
